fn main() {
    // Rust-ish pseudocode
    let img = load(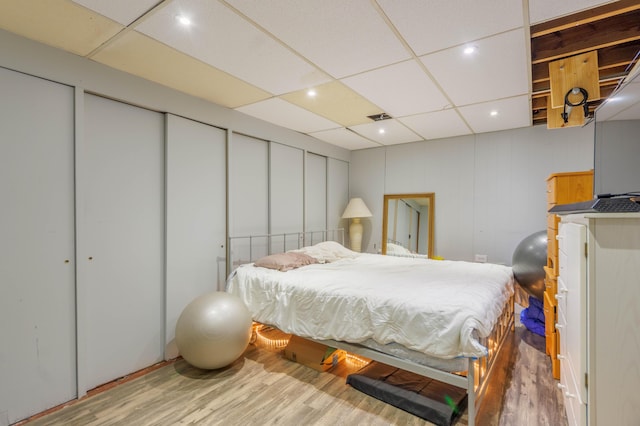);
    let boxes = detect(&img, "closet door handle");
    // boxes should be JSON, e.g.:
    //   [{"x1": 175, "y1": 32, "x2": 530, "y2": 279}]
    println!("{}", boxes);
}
[{"x1": 555, "y1": 323, "x2": 564, "y2": 329}]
